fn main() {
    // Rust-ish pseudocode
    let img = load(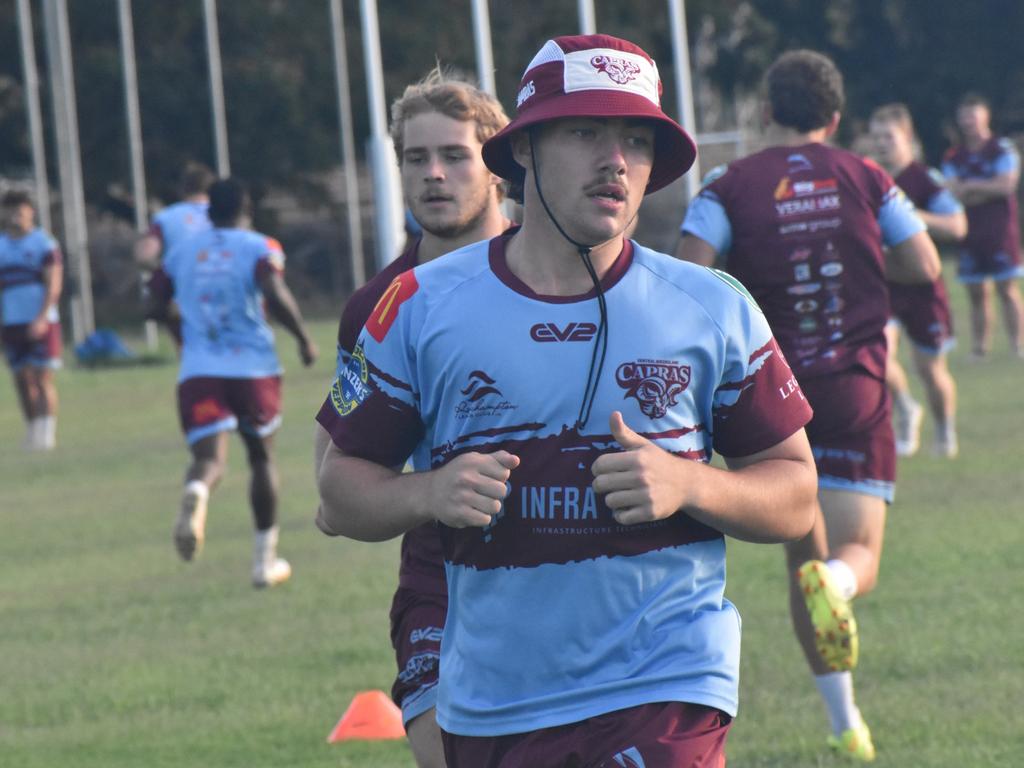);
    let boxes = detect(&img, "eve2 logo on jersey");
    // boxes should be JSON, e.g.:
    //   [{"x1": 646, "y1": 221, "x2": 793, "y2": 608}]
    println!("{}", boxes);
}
[{"x1": 530, "y1": 321, "x2": 598, "y2": 342}]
